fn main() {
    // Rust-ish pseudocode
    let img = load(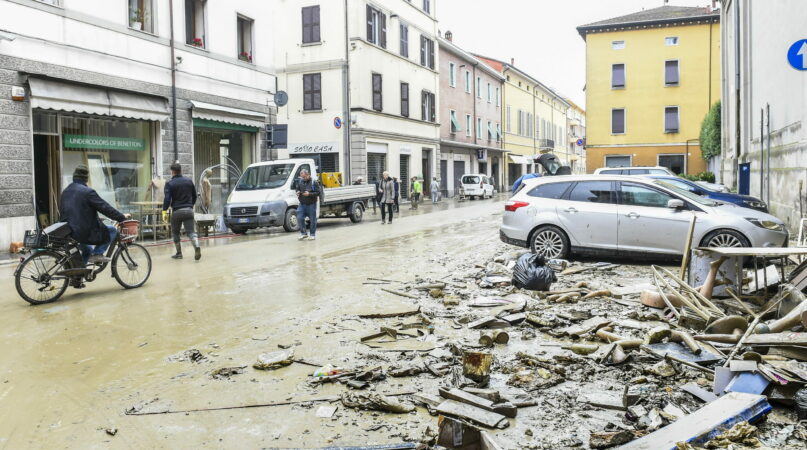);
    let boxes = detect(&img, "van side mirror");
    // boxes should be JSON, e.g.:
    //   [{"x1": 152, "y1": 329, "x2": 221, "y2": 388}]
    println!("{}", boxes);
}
[{"x1": 667, "y1": 199, "x2": 685, "y2": 209}]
